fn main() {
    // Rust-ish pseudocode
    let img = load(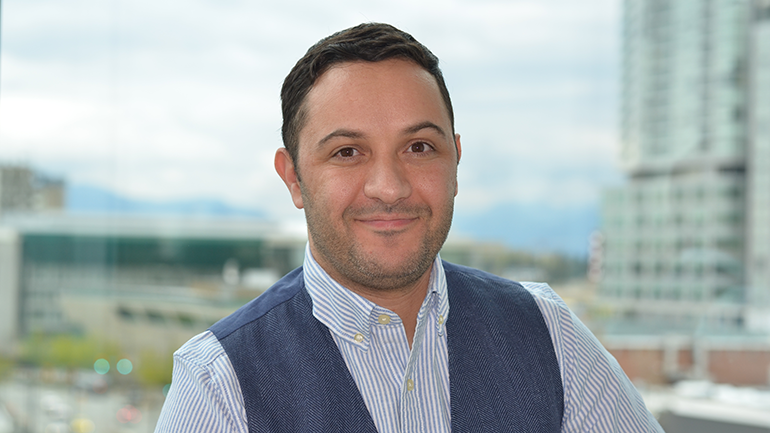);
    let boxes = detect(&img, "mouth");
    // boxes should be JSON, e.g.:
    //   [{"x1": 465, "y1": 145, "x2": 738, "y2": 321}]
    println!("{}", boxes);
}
[{"x1": 354, "y1": 215, "x2": 419, "y2": 231}]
